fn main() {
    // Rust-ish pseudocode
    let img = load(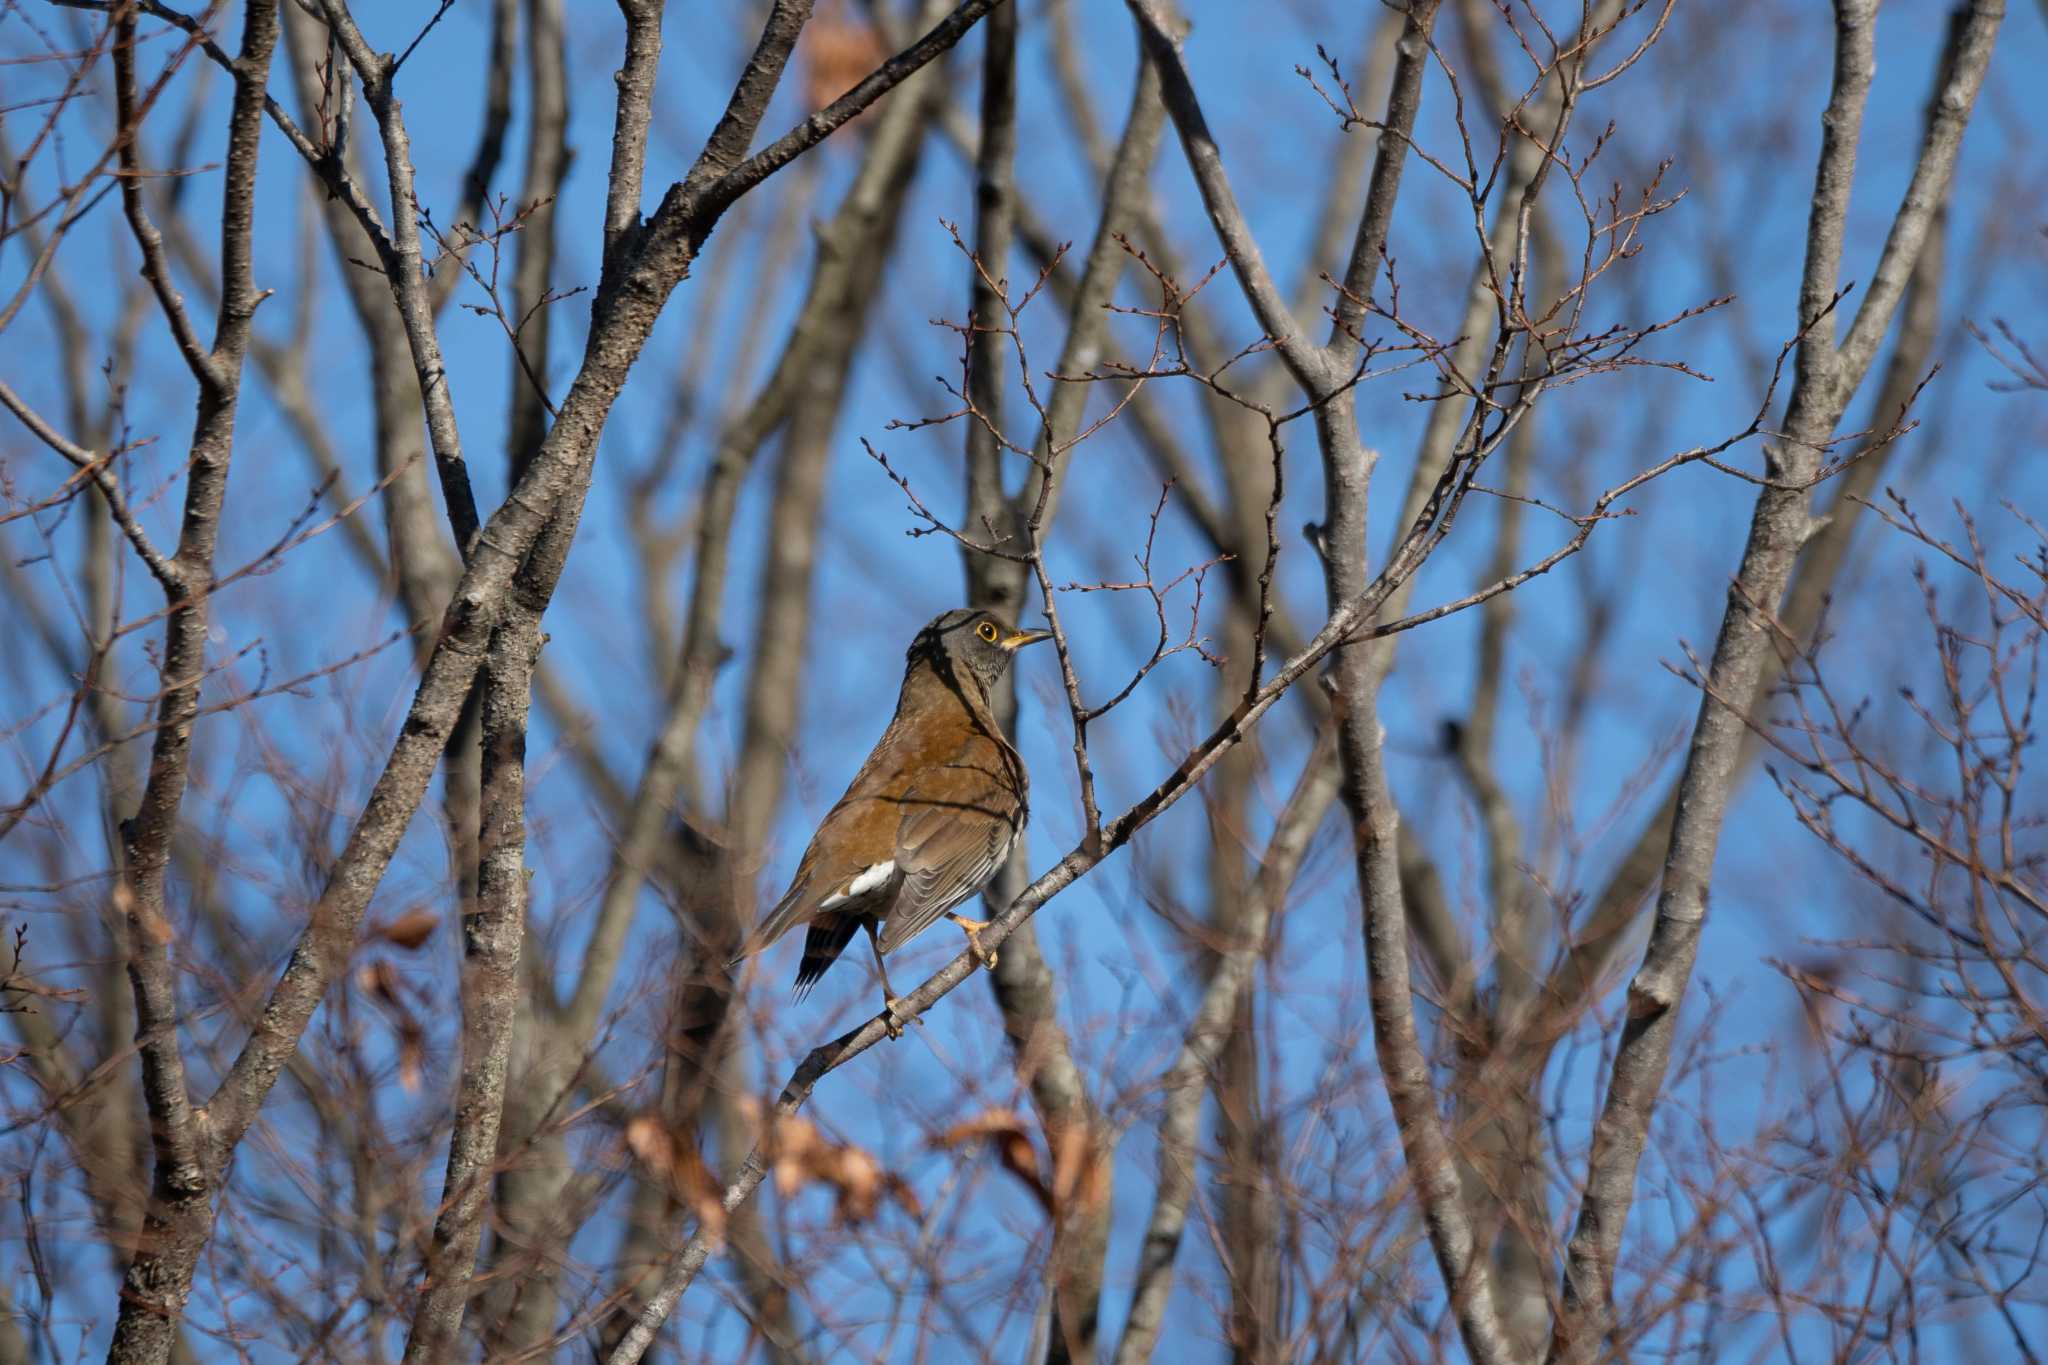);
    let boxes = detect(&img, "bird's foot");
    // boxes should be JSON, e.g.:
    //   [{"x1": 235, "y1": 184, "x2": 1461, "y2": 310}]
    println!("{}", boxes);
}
[
  {"x1": 882, "y1": 998, "x2": 921, "y2": 1039},
  {"x1": 948, "y1": 914, "x2": 999, "y2": 971}
]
